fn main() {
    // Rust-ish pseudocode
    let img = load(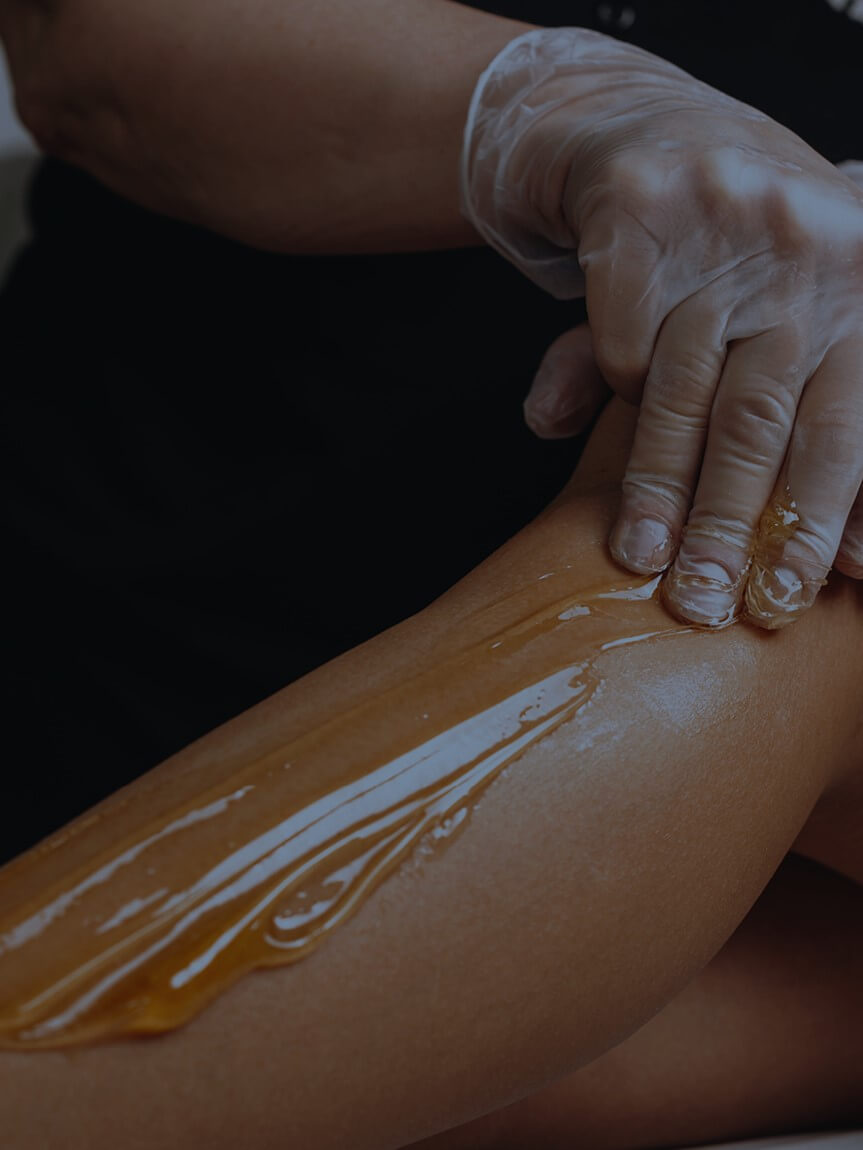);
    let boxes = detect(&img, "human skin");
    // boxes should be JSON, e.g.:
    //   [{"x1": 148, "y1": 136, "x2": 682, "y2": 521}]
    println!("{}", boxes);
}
[
  {"x1": 412, "y1": 852, "x2": 863, "y2": 1149},
  {"x1": 0, "y1": 399, "x2": 861, "y2": 1149},
  {"x1": 460, "y1": 28, "x2": 863, "y2": 625},
  {"x1": 0, "y1": 0, "x2": 531, "y2": 251},
  {"x1": 4, "y1": 0, "x2": 863, "y2": 630}
]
